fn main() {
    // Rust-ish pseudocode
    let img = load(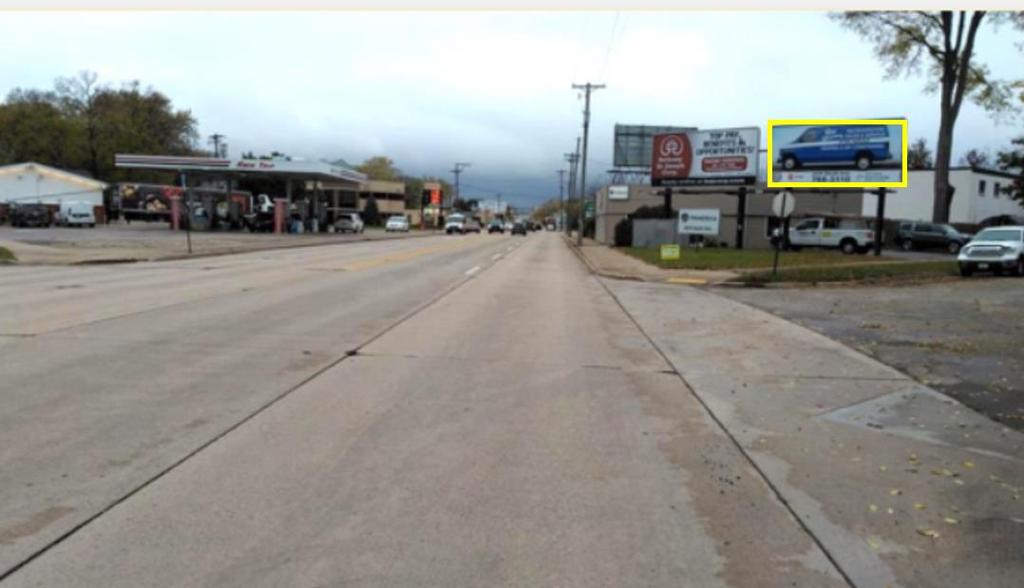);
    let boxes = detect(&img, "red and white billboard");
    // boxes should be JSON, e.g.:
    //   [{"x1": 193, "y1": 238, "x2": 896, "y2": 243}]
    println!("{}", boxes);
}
[{"x1": 651, "y1": 127, "x2": 760, "y2": 186}]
